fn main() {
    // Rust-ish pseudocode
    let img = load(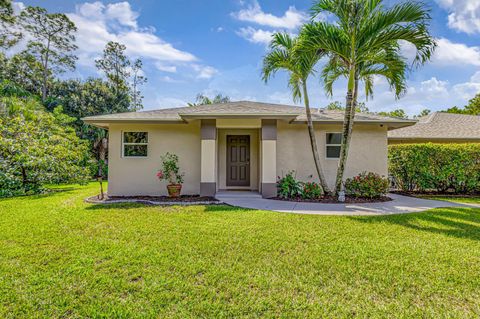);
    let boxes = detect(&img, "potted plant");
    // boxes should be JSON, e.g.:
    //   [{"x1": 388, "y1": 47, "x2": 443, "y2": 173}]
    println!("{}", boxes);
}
[{"x1": 157, "y1": 152, "x2": 184, "y2": 197}]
